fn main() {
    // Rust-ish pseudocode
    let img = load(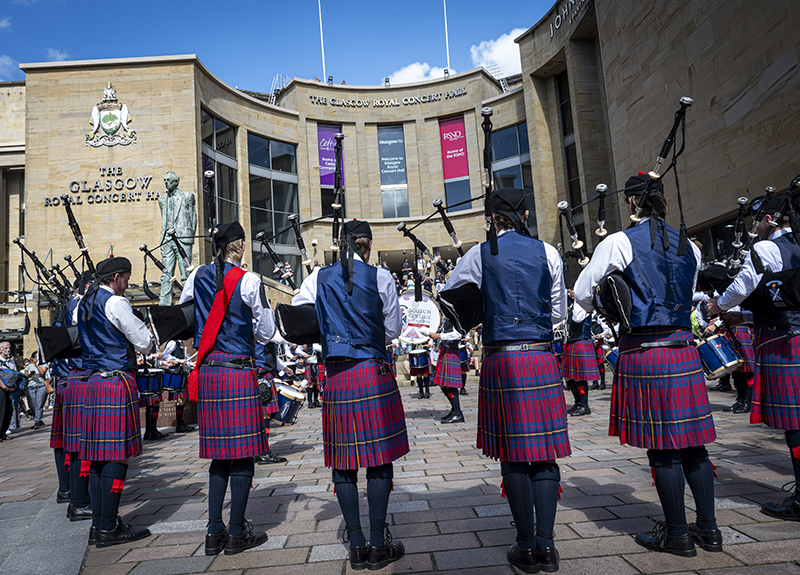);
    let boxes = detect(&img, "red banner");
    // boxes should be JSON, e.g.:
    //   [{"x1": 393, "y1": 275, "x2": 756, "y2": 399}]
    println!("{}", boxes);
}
[{"x1": 439, "y1": 116, "x2": 469, "y2": 180}]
